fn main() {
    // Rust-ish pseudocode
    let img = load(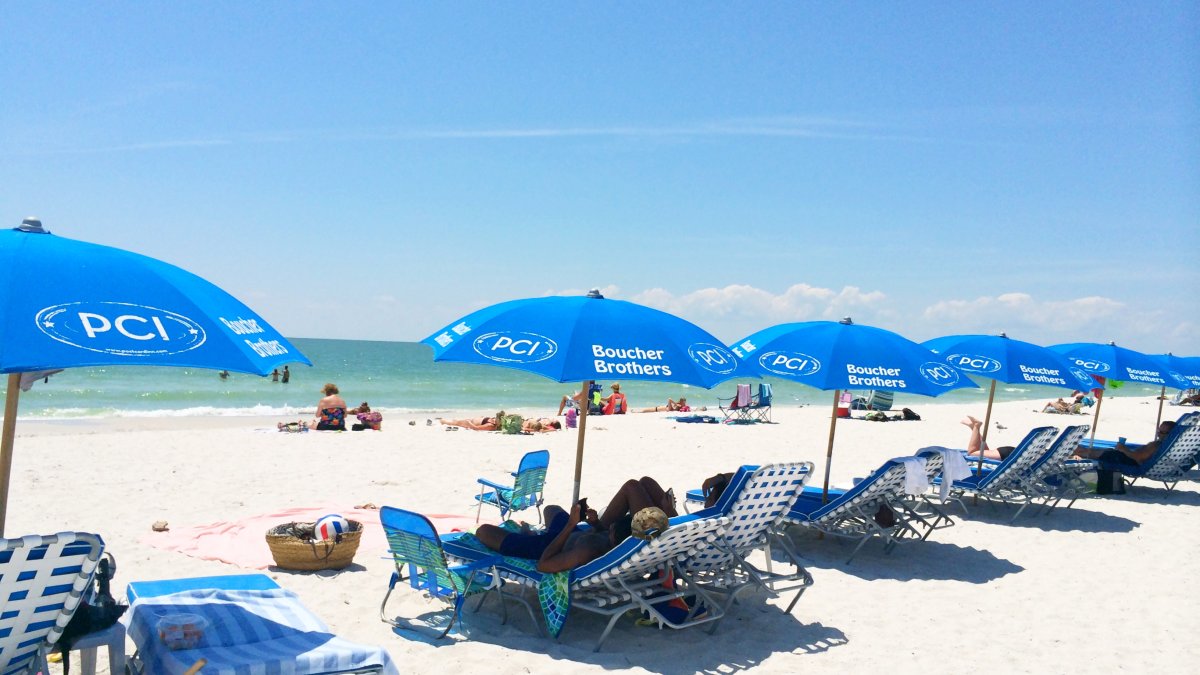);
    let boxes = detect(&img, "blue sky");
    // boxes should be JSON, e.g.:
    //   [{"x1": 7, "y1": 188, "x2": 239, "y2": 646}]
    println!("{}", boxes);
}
[{"x1": 3, "y1": 2, "x2": 1197, "y2": 355}]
